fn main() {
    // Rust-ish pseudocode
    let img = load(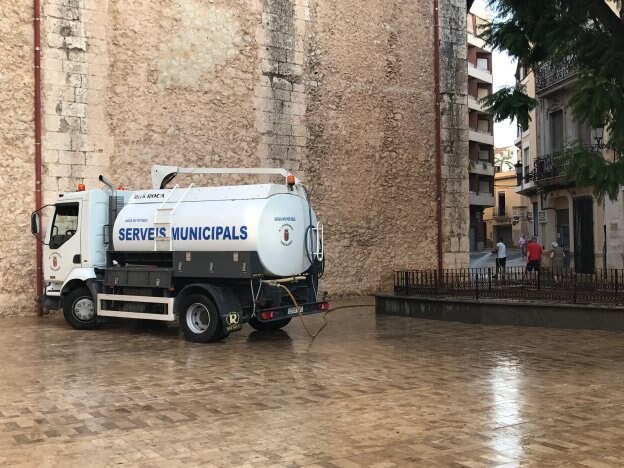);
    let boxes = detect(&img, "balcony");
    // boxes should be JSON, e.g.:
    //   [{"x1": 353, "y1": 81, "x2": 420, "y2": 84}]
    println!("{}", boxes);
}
[
  {"x1": 469, "y1": 128, "x2": 494, "y2": 145},
  {"x1": 468, "y1": 95, "x2": 486, "y2": 112},
  {"x1": 469, "y1": 191, "x2": 495, "y2": 207},
  {"x1": 536, "y1": 56, "x2": 578, "y2": 96},
  {"x1": 467, "y1": 63, "x2": 493, "y2": 84},
  {"x1": 518, "y1": 149, "x2": 574, "y2": 192},
  {"x1": 467, "y1": 31, "x2": 489, "y2": 51},
  {"x1": 469, "y1": 160, "x2": 495, "y2": 176},
  {"x1": 535, "y1": 150, "x2": 572, "y2": 182}
]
